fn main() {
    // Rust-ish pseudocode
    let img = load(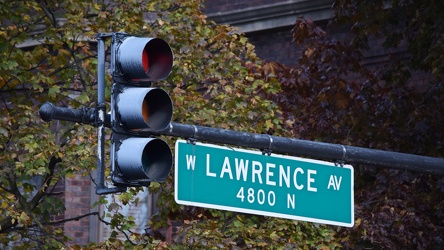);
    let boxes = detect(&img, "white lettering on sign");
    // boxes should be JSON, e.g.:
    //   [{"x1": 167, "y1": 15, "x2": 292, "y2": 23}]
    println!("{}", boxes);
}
[
  {"x1": 279, "y1": 165, "x2": 290, "y2": 187},
  {"x1": 327, "y1": 175, "x2": 342, "y2": 190},
  {"x1": 235, "y1": 158, "x2": 249, "y2": 181},
  {"x1": 266, "y1": 163, "x2": 276, "y2": 186},
  {"x1": 206, "y1": 154, "x2": 216, "y2": 177},
  {"x1": 287, "y1": 193, "x2": 295, "y2": 209},
  {"x1": 307, "y1": 169, "x2": 317, "y2": 192},
  {"x1": 220, "y1": 156, "x2": 233, "y2": 179},
  {"x1": 252, "y1": 161, "x2": 263, "y2": 184},
  {"x1": 188, "y1": 154, "x2": 320, "y2": 192},
  {"x1": 236, "y1": 187, "x2": 276, "y2": 206},
  {"x1": 186, "y1": 154, "x2": 196, "y2": 170},
  {"x1": 293, "y1": 167, "x2": 304, "y2": 190}
]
